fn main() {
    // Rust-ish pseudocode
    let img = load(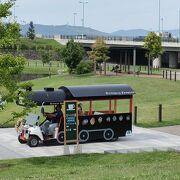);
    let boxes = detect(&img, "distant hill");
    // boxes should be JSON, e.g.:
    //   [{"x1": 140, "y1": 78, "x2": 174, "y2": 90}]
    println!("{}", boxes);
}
[
  {"x1": 111, "y1": 29, "x2": 149, "y2": 37},
  {"x1": 111, "y1": 29, "x2": 179, "y2": 38},
  {"x1": 21, "y1": 24, "x2": 108, "y2": 37},
  {"x1": 21, "y1": 24, "x2": 179, "y2": 38}
]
